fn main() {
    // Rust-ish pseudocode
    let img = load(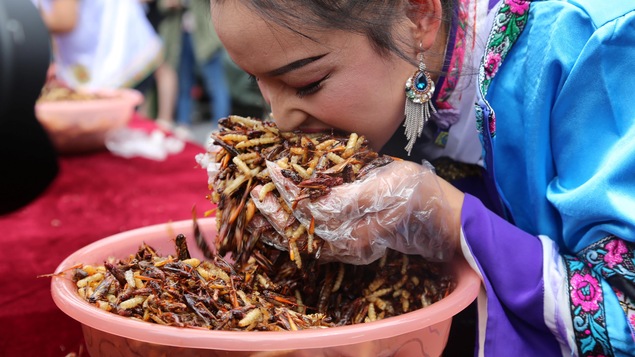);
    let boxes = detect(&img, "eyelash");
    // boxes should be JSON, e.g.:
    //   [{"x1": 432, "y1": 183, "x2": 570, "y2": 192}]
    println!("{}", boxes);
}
[
  {"x1": 296, "y1": 74, "x2": 330, "y2": 98},
  {"x1": 248, "y1": 74, "x2": 330, "y2": 98}
]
